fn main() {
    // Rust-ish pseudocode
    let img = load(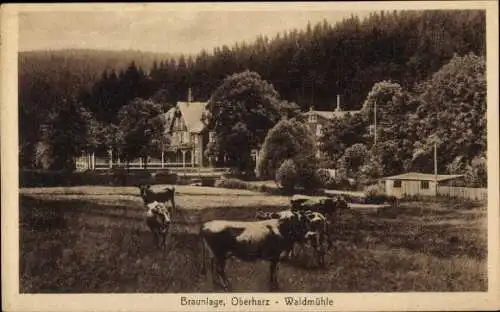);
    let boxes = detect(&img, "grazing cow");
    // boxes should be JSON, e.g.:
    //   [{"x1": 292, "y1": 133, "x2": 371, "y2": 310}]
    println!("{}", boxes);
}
[
  {"x1": 290, "y1": 195, "x2": 349, "y2": 248},
  {"x1": 291, "y1": 195, "x2": 349, "y2": 218},
  {"x1": 138, "y1": 184, "x2": 176, "y2": 212},
  {"x1": 200, "y1": 210, "x2": 308, "y2": 291},
  {"x1": 302, "y1": 211, "x2": 328, "y2": 267},
  {"x1": 145, "y1": 201, "x2": 171, "y2": 250},
  {"x1": 254, "y1": 209, "x2": 309, "y2": 260},
  {"x1": 257, "y1": 209, "x2": 328, "y2": 266}
]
